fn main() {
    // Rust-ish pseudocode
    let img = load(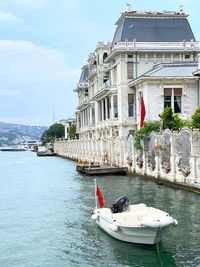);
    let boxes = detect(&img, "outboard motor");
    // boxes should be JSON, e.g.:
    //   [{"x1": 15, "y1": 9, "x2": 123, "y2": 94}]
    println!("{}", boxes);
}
[{"x1": 110, "y1": 196, "x2": 129, "y2": 213}]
